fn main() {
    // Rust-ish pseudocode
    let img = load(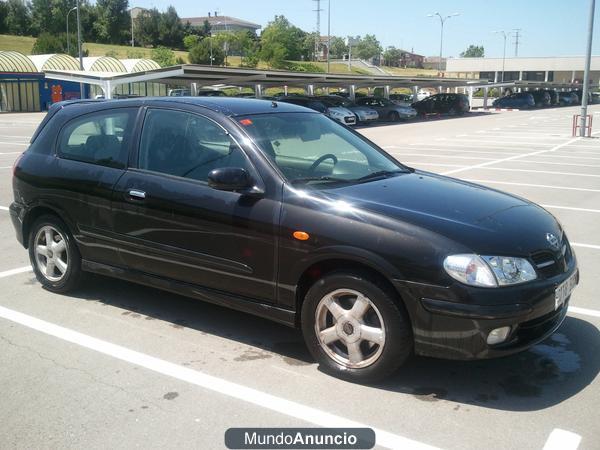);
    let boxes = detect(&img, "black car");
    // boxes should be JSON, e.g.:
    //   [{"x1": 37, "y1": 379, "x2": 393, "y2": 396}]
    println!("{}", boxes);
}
[
  {"x1": 10, "y1": 98, "x2": 578, "y2": 382},
  {"x1": 529, "y1": 90, "x2": 551, "y2": 108},
  {"x1": 558, "y1": 91, "x2": 579, "y2": 106},
  {"x1": 492, "y1": 93, "x2": 535, "y2": 109},
  {"x1": 543, "y1": 89, "x2": 559, "y2": 106},
  {"x1": 411, "y1": 93, "x2": 470, "y2": 115}
]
